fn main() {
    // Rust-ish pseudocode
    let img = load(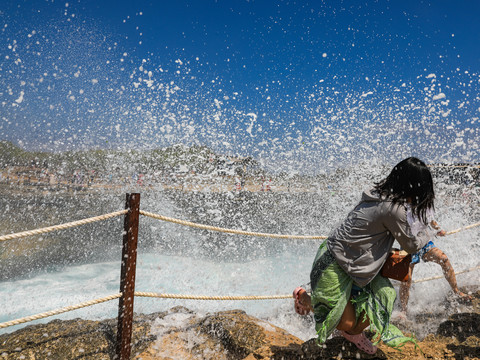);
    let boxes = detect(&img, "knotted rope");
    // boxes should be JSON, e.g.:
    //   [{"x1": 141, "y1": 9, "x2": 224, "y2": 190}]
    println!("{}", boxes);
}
[
  {"x1": 0, "y1": 293, "x2": 122, "y2": 329},
  {"x1": 134, "y1": 291, "x2": 291, "y2": 300},
  {"x1": 139, "y1": 210, "x2": 327, "y2": 239},
  {"x1": 445, "y1": 221, "x2": 480, "y2": 235},
  {"x1": 140, "y1": 210, "x2": 480, "y2": 239},
  {"x1": 1, "y1": 261, "x2": 478, "y2": 330},
  {"x1": 0, "y1": 210, "x2": 127, "y2": 242},
  {"x1": 1, "y1": 209, "x2": 477, "y2": 243},
  {"x1": 412, "y1": 264, "x2": 480, "y2": 284},
  {"x1": 0, "y1": 292, "x2": 291, "y2": 329}
]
